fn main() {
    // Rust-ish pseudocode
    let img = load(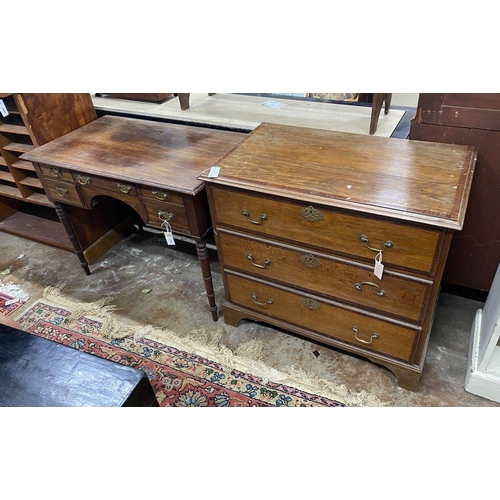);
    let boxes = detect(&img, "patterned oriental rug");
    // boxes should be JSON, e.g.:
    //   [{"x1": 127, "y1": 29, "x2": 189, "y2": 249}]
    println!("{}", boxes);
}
[{"x1": 6, "y1": 287, "x2": 383, "y2": 407}]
